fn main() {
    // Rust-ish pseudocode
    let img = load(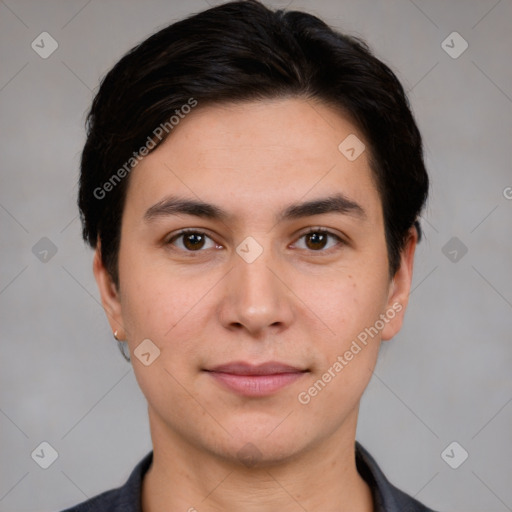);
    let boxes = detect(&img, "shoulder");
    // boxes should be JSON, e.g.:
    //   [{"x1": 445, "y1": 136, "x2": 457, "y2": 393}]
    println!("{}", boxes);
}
[
  {"x1": 60, "y1": 487, "x2": 122, "y2": 512},
  {"x1": 59, "y1": 452, "x2": 153, "y2": 512}
]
